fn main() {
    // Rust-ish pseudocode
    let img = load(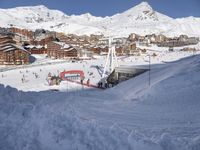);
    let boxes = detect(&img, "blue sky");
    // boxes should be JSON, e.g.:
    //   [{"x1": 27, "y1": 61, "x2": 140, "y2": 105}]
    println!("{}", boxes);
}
[{"x1": 0, "y1": 0, "x2": 200, "y2": 18}]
